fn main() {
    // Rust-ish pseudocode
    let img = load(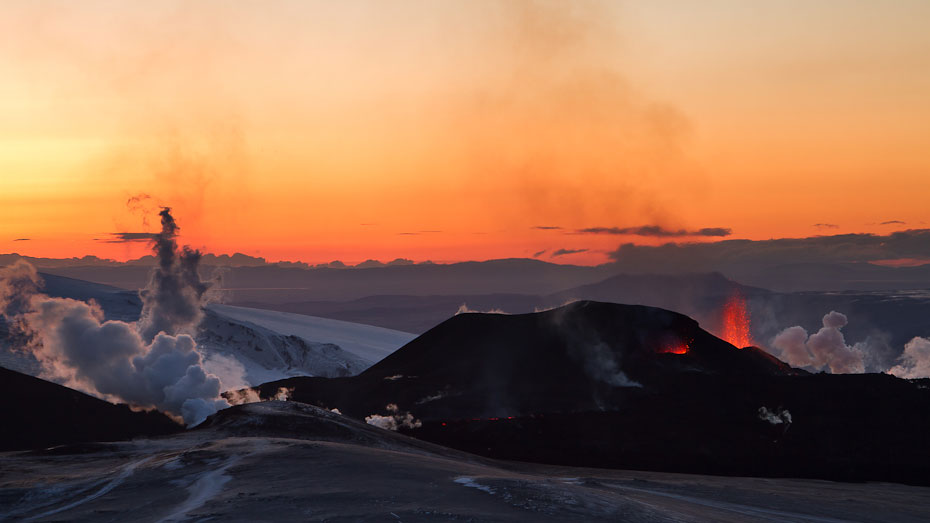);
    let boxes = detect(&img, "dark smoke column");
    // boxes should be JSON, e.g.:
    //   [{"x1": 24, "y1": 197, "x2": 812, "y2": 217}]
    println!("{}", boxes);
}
[{"x1": 137, "y1": 208, "x2": 211, "y2": 343}]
